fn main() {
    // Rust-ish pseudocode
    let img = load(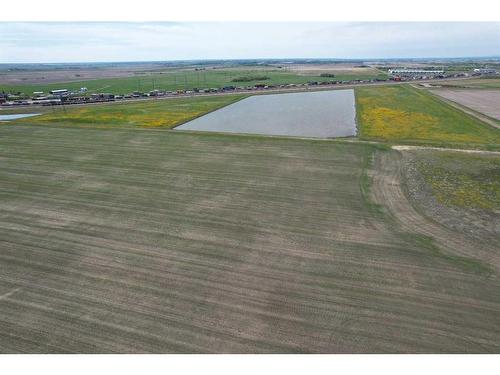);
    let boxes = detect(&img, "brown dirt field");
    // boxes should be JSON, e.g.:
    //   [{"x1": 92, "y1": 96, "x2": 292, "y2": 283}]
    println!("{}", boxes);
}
[
  {"x1": 284, "y1": 64, "x2": 379, "y2": 75},
  {"x1": 284, "y1": 63, "x2": 361, "y2": 70},
  {"x1": 0, "y1": 63, "x2": 172, "y2": 85},
  {"x1": 1, "y1": 126, "x2": 500, "y2": 353},
  {"x1": 432, "y1": 89, "x2": 500, "y2": 121},
  {"x1": 0, "y1": 68, "x2": 148, "y2": 85}
]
